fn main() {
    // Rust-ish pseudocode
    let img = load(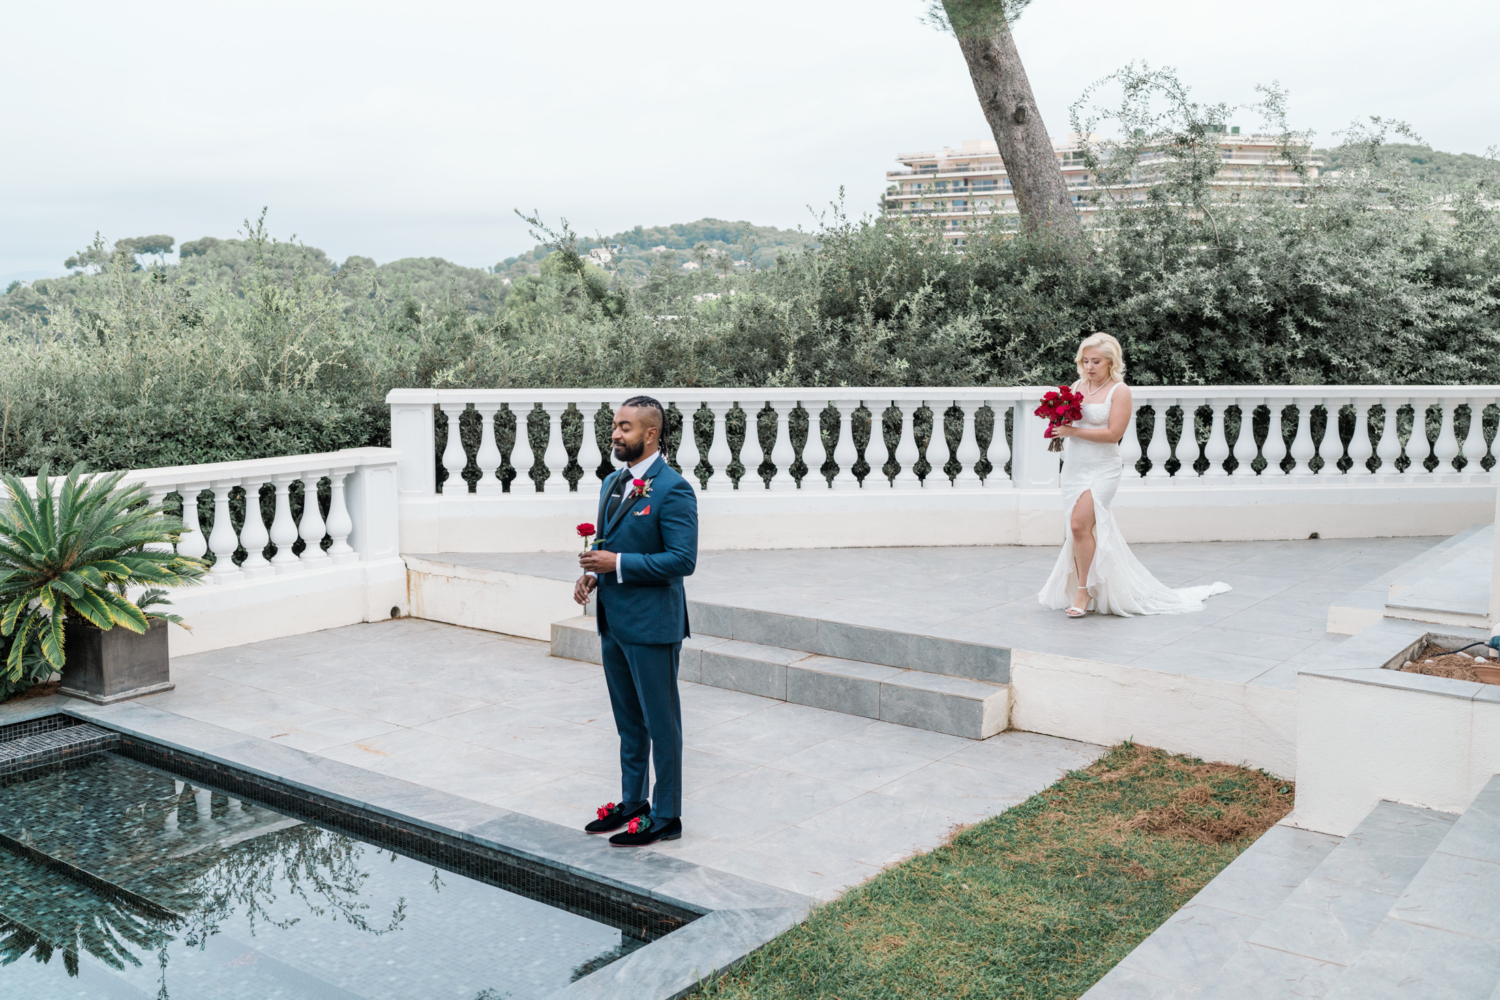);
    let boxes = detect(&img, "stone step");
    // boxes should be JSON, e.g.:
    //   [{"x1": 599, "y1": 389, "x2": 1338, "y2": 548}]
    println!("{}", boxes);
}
[
  {"x1": 1080, "y1": 824, "x2": 1343, "y2": 998},
  {"x1": 1324, "y1": 775, "x2": 1500, "y2": 999},
  {"x1": 686, "y1": 600, "x2": 1010, "y2": 685},
  {"x1": 1383, "y1": 523, "x2": 1493, "y2": 629},
  {"x1": 1196, "y1": 800, "x2": 1457, "y2": 1000},
  {"x1": 1327, "y1": 525, "x2": 1486, "y2": 635},
  {"x1": 549, "y1": 616, "x2": 1009, "y2": 740}
]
